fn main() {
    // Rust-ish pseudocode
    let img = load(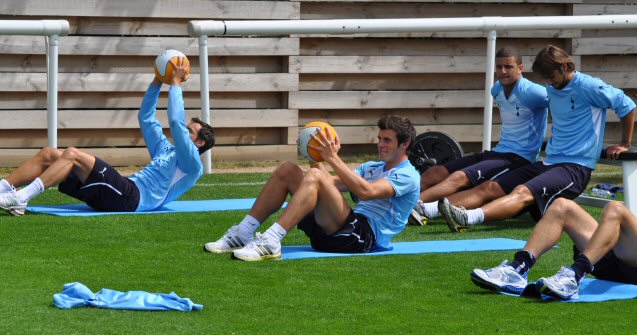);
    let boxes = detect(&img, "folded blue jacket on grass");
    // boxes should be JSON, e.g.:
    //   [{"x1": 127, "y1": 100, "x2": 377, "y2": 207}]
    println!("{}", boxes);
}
[{"x1": 54, "y1": 282, "x2": 203, "y2": 311}]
